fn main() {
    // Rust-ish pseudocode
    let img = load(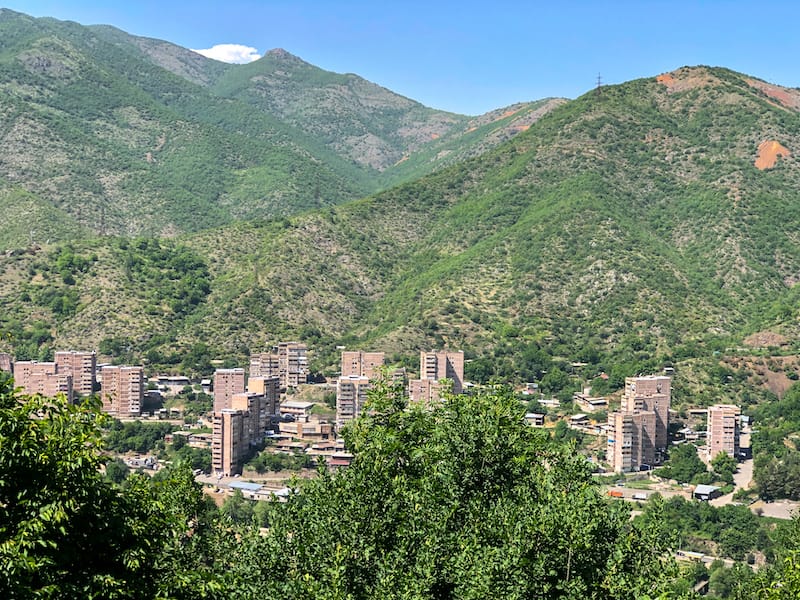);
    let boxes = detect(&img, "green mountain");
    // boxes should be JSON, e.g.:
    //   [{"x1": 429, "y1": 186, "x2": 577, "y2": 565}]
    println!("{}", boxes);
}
[
  {"x1": 3, "y1": 65, "x2": 800, "y2": 385},
  {"x1": 0, "y1": 10, "x2": 559, "y2": 246}
]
